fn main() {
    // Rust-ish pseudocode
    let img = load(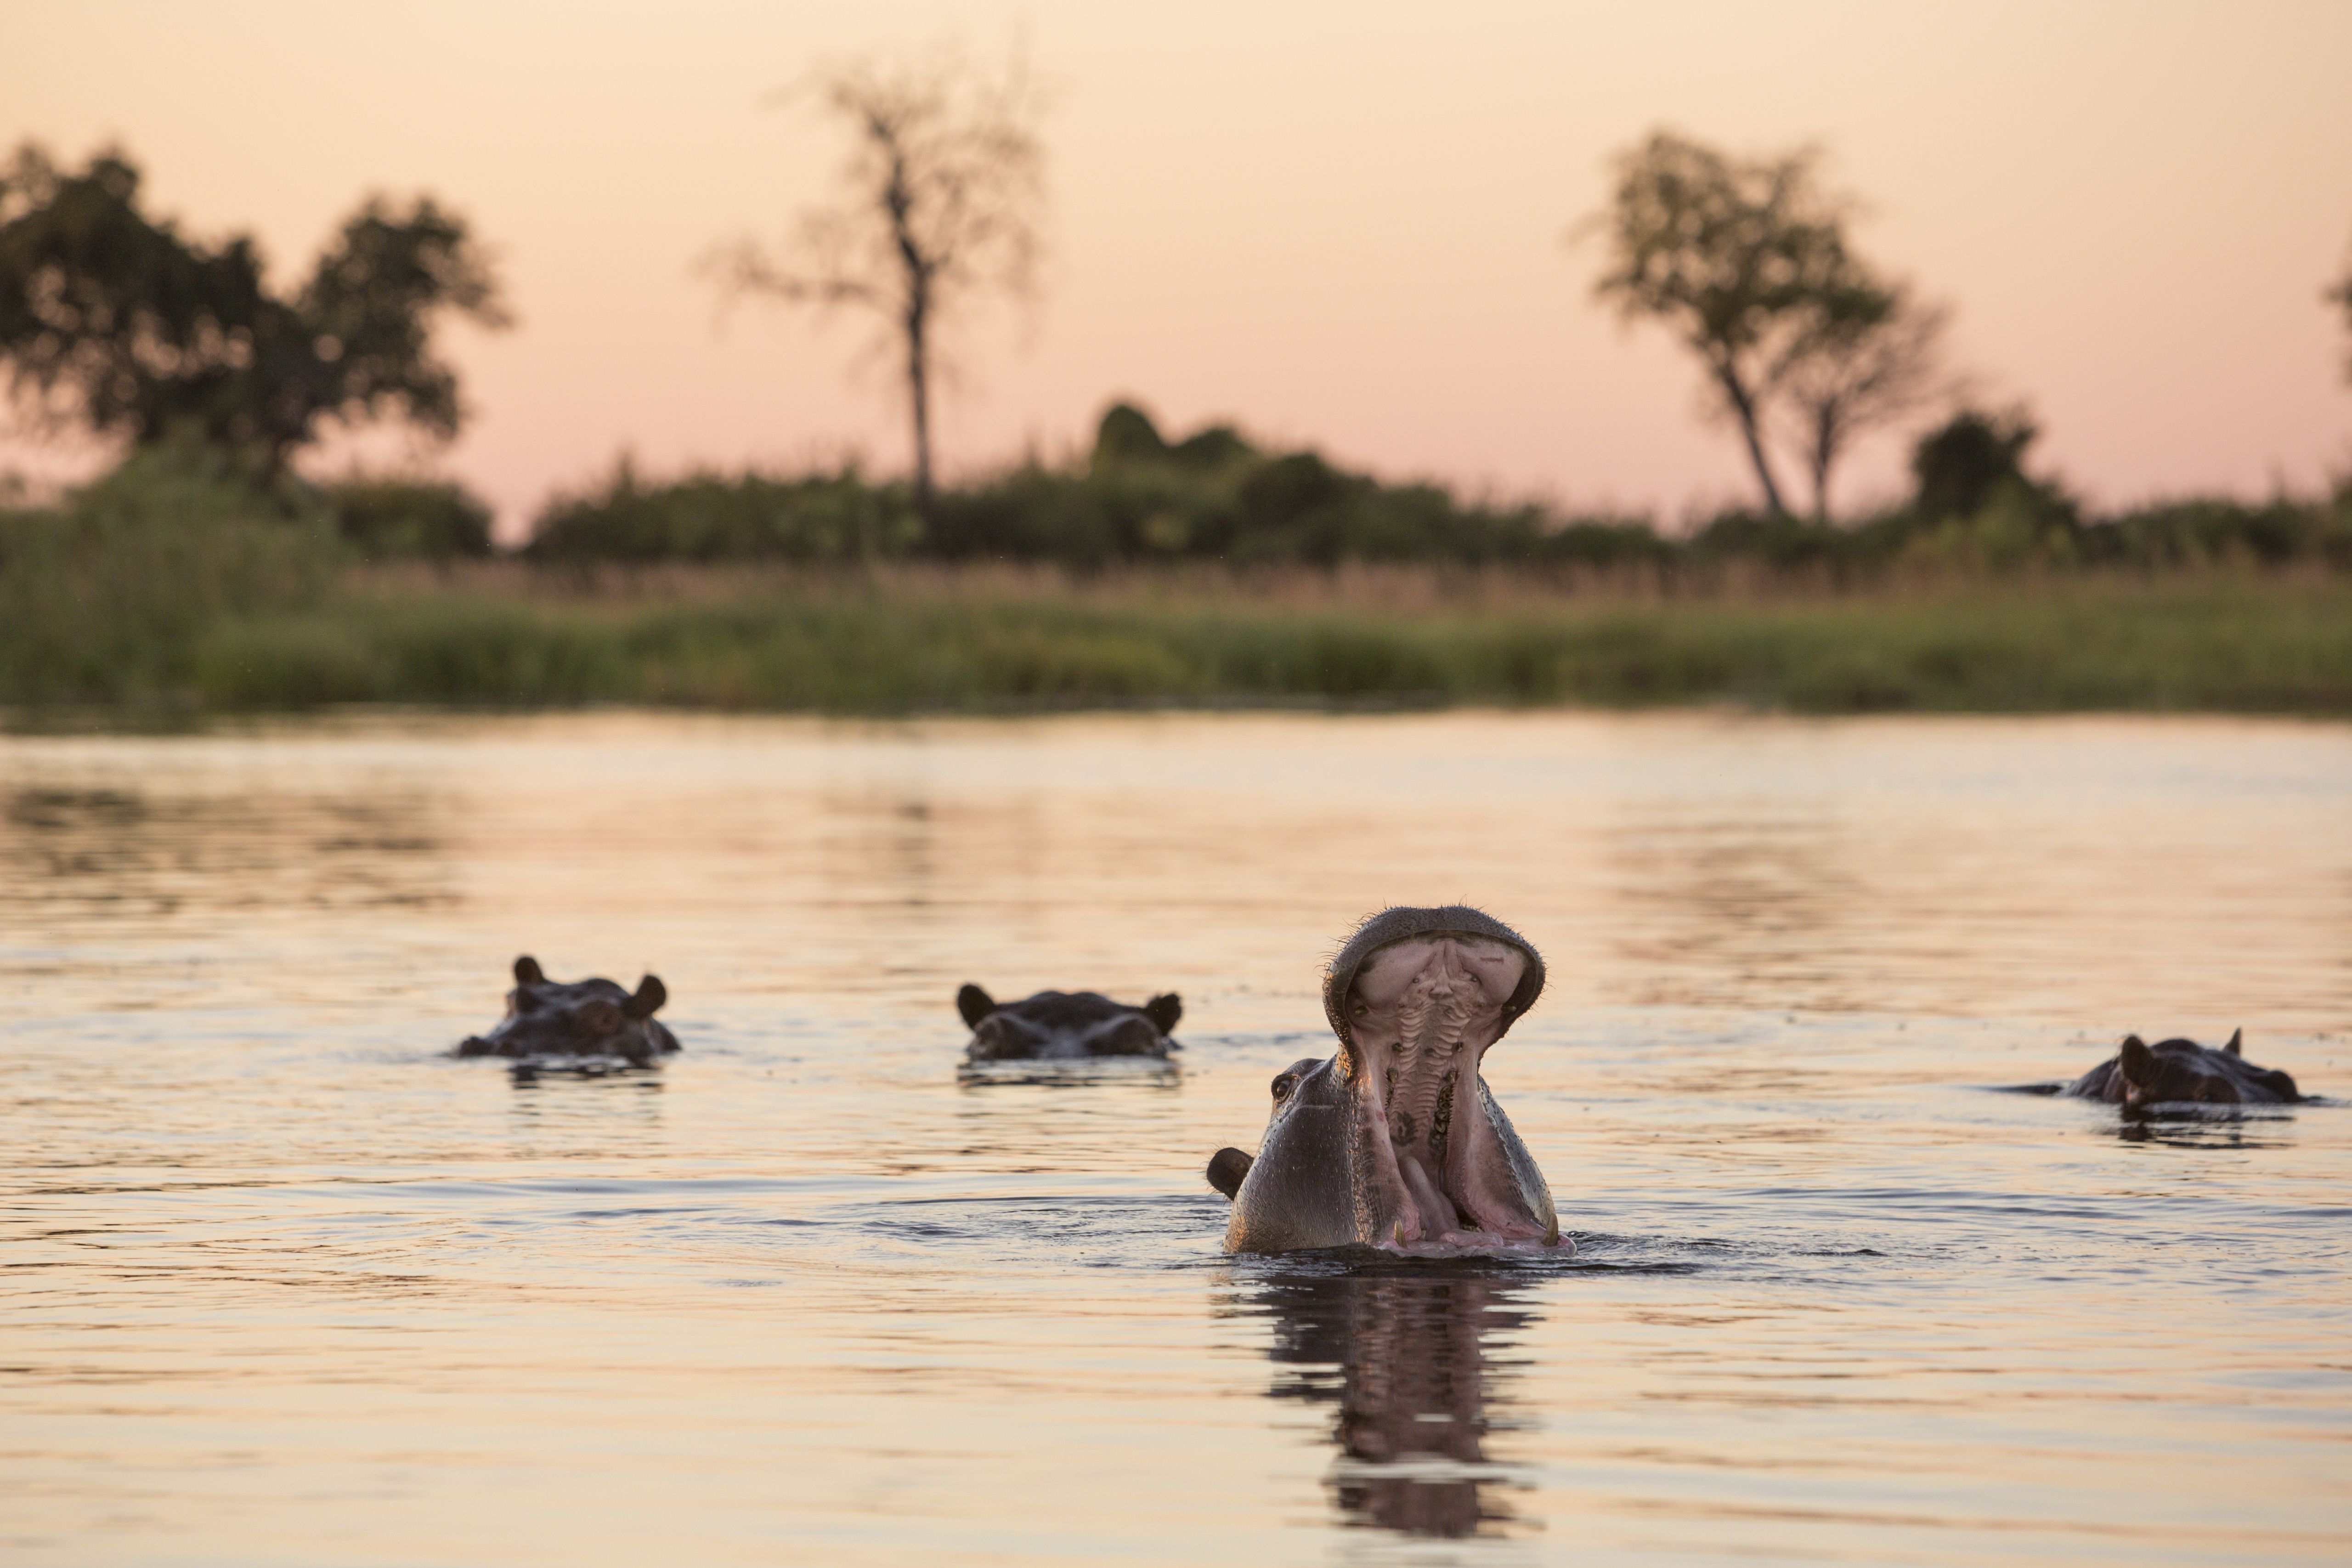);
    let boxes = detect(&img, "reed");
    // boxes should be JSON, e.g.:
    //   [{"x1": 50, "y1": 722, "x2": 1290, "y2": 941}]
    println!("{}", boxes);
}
[{"x1": 164, "y1": 564, "x2": 2352, "y2": 717}]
